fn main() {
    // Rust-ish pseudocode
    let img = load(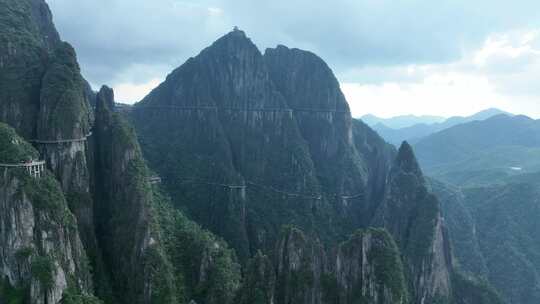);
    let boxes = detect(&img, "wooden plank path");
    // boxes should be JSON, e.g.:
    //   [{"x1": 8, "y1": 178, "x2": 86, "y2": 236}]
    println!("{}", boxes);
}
[{"x1": 28, "y1": 132, "x2": 93, "y2": 144}]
